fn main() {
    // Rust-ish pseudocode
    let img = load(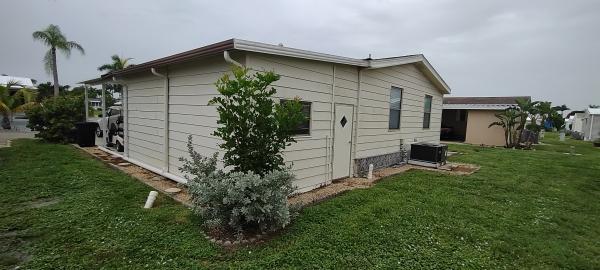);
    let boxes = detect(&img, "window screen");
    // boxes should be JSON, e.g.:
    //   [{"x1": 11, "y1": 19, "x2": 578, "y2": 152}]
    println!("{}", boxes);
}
[
  {"x1": 389, "y1": 87, "x2": 402, "y2": 129},
  {"x1": 423, "y1": 95, "x2": 433, "y2": 128}
]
